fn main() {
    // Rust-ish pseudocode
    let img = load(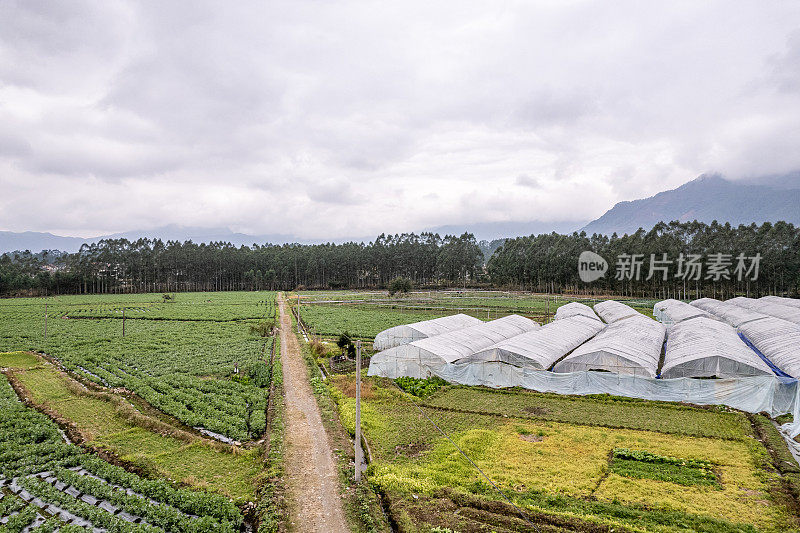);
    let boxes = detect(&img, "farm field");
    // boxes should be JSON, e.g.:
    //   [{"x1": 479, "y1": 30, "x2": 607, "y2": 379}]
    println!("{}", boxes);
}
[
  {"x1": 295, "y1": 290, "x2": 657, "y2": 340},
  {"x1": 0, "y1": 355, "x2": 245, "y2": 533},
  {"x1": 327, "y1": 374, "x2": 800, "y2": 532},
  {"x1": 0, "y1": 291, "x2": 277, "y2": 442},
  {"x1": 2, "y1": 289, "x2": 799, "y2": 532},
  {"x1": 1, "y1": 351, "x2": 260, "y2": 502}
]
